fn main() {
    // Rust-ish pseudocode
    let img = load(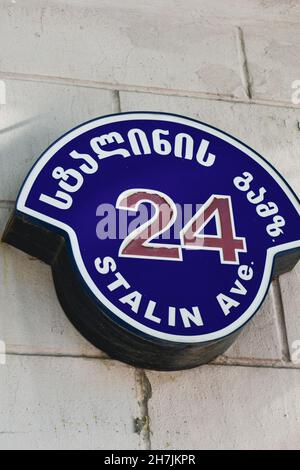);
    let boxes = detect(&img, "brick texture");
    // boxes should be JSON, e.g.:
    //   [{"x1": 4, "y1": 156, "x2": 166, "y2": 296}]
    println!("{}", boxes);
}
[
  {"x1": 243, "y1": 25, "x2": 300, "y2": 102},
  {"x1": 147, "y1": 365, "x2": 300, "y2": 450},
  {"x1": 0, "y1": 78, "x2": 115, "y2": 201},
  {"x1": 0, "y1": 0, "x2": 299, "y2": 450},
  {"x1": 280, "y1": 263, "x2": 300, "y2": 361},
  {"x1": 0, "y1": 356, "x2": 140, "y2": 450},
  {"x1": 0, "y1": 1, "x2": 243, "y2": 97}
]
